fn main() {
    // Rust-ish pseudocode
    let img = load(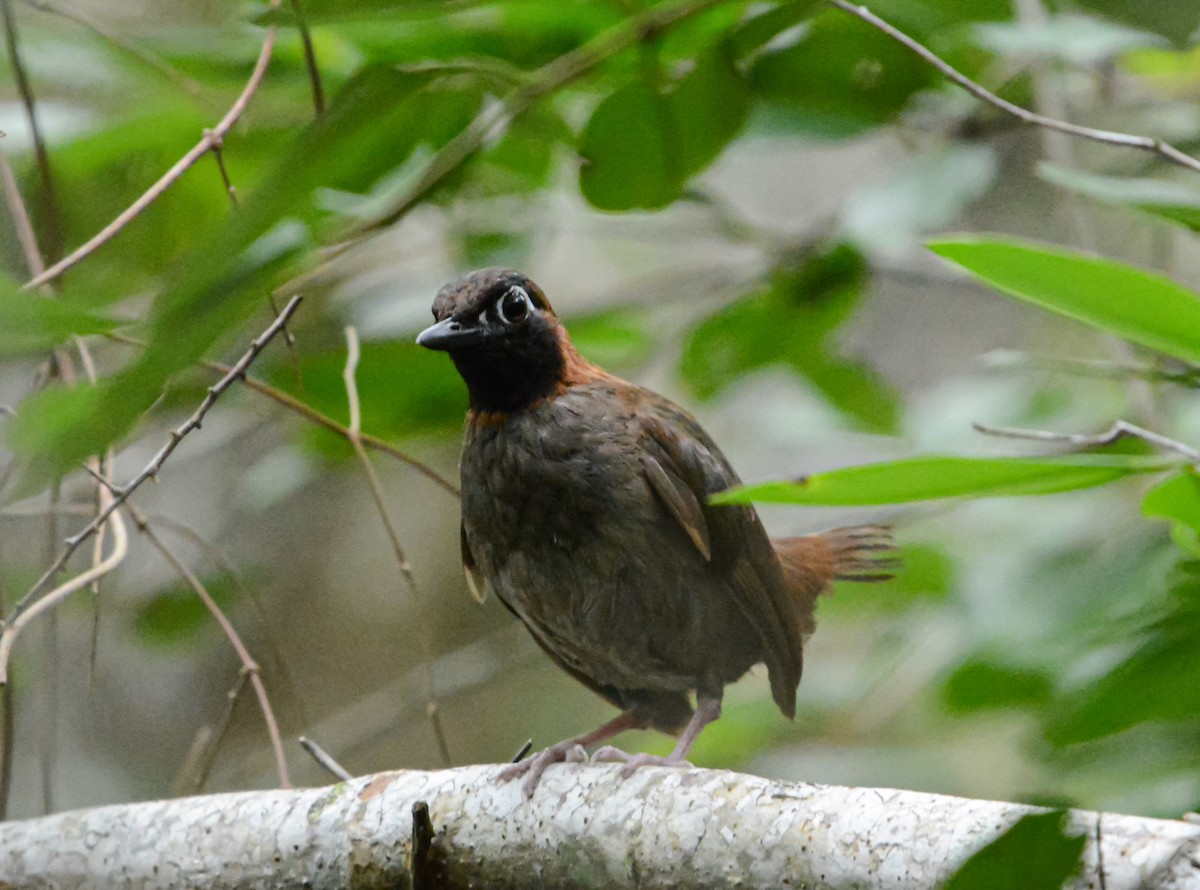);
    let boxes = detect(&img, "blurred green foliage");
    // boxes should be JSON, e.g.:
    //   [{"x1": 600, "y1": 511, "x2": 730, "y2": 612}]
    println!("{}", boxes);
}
[
  {"x1": 944, "y1": 811, "x2": 1086, "y2": 890},
  {"x1": 1, "y1": 0, "x2": 1200, "y2": 866},
  {"x1": 134, "y1": 573, "x2": 240, "y2": 648}
]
